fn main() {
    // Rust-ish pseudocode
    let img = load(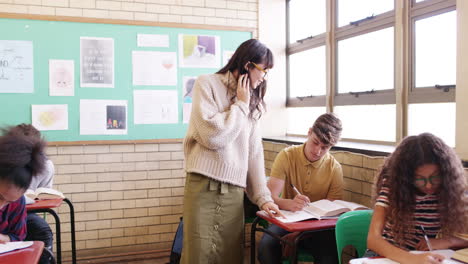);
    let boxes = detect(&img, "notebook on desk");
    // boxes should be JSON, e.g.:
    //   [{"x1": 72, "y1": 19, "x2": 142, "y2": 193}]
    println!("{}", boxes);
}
[{"x1": 353, "y1": 249, "x2": 460, "y2": 264}]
